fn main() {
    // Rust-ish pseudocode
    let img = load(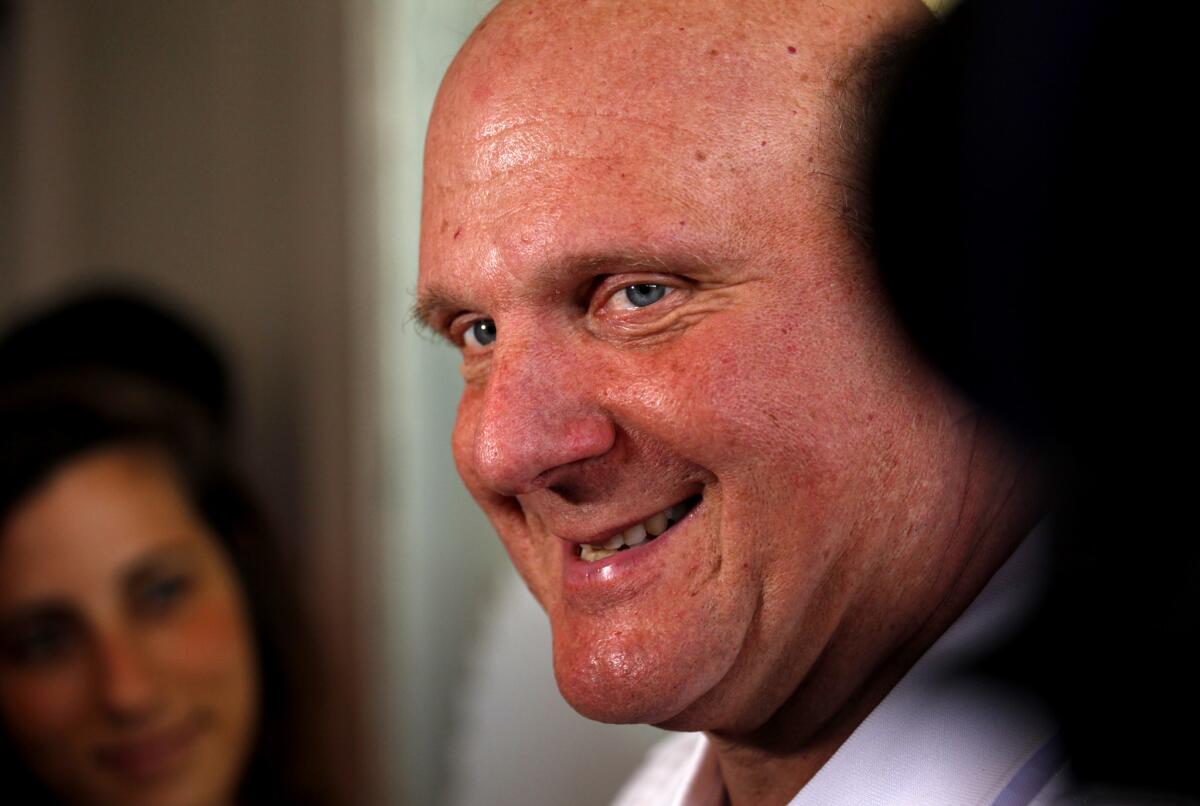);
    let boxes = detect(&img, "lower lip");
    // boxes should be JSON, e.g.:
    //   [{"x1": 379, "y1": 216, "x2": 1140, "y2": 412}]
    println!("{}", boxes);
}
[
  {"x1": 560, "y1": 501, "x2": 701, "y2": 599},
  {"x1": 95, "y1": 719, "x2": 204, "y2": 783}
]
